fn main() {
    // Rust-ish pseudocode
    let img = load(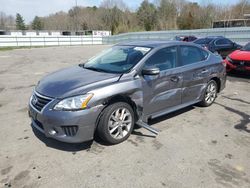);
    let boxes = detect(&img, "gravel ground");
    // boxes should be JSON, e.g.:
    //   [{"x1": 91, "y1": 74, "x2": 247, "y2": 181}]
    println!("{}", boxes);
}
[{"x1": 0, "y1": 46, "x2": 249, "y2": 188}]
